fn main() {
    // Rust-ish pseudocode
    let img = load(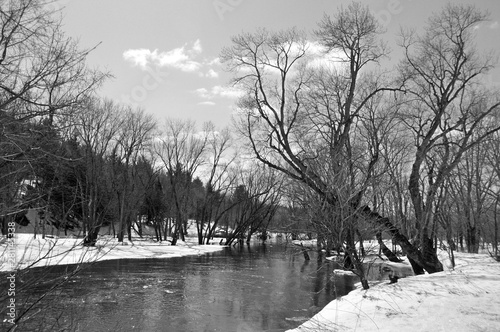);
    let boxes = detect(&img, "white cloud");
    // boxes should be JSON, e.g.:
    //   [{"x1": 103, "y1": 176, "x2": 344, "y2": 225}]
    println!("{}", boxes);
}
[
  {"x1": 123, "y1": 49, "x2": 152, "y2": 69},
  {"x1": 198, "y1": 101, "x2": 216, "y2": 106},
  {"x1": 211, "y1": 85, "x2": 244, "y2": 99},
  {"x1": 195, "y1": 85, "x2": 245, "y2": 100},
  {"x1": 195, "y1": 88, "x2": 210, "y2": 99},
  {"x1": 123, "y1": 39, "x2": 204, "y2": 73},
  {"x1": 207, "y1": 57, "x2": 221, "y2": 66},
  {"x1": 206, "y1": 69, "x2": 219, "y2": 78},
  {"x1": 192, "y1": 39, "x2": 203, "y2": 53}
]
